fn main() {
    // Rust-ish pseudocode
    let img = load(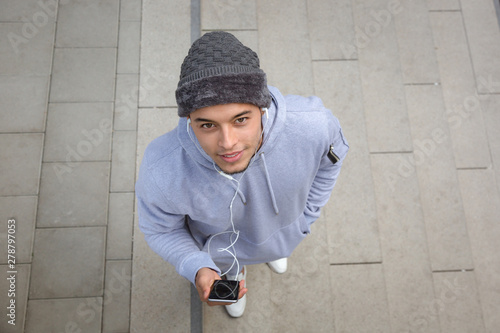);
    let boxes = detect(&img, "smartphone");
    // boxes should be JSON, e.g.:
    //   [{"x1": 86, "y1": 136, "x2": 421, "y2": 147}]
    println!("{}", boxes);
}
[{"x1": 208, "y1": 280, "x2": 239, "y2": 303}]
